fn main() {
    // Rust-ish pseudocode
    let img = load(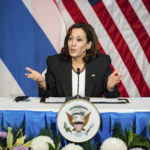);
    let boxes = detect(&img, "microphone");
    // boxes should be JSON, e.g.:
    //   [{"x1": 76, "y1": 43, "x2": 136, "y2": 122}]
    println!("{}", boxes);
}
[
  {"x1": 65, "y1": 67, "x2": 90, "y2": 102},
  {"x1": 76, "y1": 68, "x2": 81, "y2": 99},
  {"x1": 15, "y1": 96, "x2": 29, "y2": 102}
]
